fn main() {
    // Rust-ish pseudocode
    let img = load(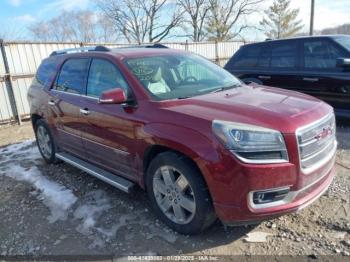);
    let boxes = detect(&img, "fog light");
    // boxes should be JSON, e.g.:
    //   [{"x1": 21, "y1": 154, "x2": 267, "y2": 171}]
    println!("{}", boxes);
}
[{"x1": 253, "y1": 188, "x2": 290, "y2": 205}]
